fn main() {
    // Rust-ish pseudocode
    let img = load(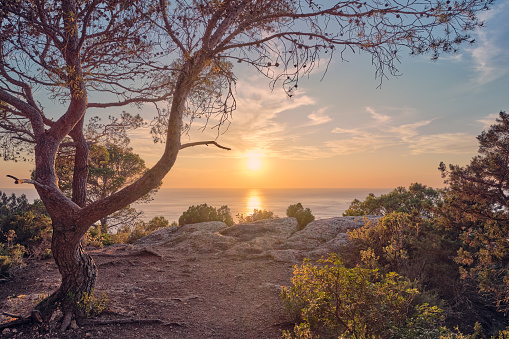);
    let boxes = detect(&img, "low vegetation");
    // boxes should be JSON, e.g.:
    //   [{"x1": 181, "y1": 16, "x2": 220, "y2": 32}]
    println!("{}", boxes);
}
[
  {"x1": 286, "y1": 203, "x2": 315, "y2": 230},
  {"x1": 0, "y1": 192, "x2": 52, "y2": 277},
  {"x1": 0, "y1": 191, "x2": 174, "y2": 276},
  {"x1": 281, "y1": 254, "x2": 445, "y2": 339},
  {"x1": 178, "y1": 203, "x2": 234, "y2": 226},
  {"x1": 237, "y1": 209, "x2": 277, "y2": 223},
  {"x1": 282, "y1": 112, "x2": 509, "y2": 338}
]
